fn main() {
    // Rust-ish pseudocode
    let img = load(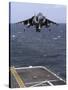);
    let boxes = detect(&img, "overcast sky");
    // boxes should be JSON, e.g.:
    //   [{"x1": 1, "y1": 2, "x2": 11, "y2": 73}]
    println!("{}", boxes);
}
[{"x1": 10, "y1": 2, "x2": 66, "y2": 23}]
